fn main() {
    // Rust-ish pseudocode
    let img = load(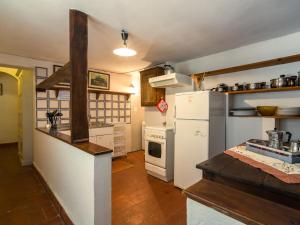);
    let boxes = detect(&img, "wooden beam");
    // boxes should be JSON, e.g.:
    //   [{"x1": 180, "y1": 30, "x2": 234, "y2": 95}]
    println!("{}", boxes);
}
[
  {"x1": 69, "y1": 9, "x2": 89, "y2": 143},
  {"x1": 193, "y1": 54, "x2": 300, "y2": 77},
  {"x1": 36, "y1": 62, "x2": 71, "y2": 91}
]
